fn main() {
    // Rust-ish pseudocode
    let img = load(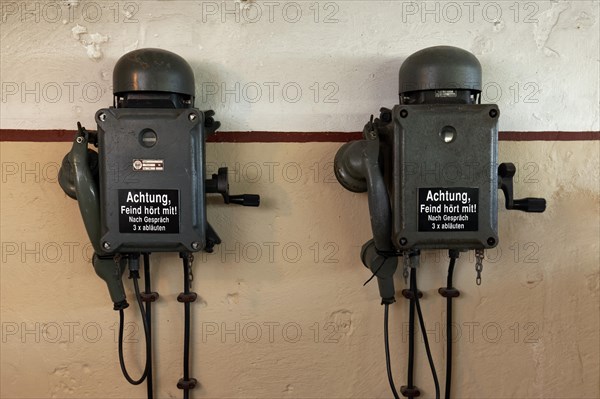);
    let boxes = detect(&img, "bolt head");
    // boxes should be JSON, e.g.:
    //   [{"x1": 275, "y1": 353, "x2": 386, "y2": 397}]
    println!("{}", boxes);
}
[
  {"x1": 102, "y1": 242, "x2": 111, "y2": 250},
  {"x1": 98, "y1": 113, "x2": 107, "y2": 122},
  {"x1": 76, "y1": 136, "x2": 84, "y2": 144},
  {"x1": 189, "y1": 113, "x2": 198, "y2": 122},
  {"x1": 191, "y1": 242, "x2": 200, "y2": 250}
]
